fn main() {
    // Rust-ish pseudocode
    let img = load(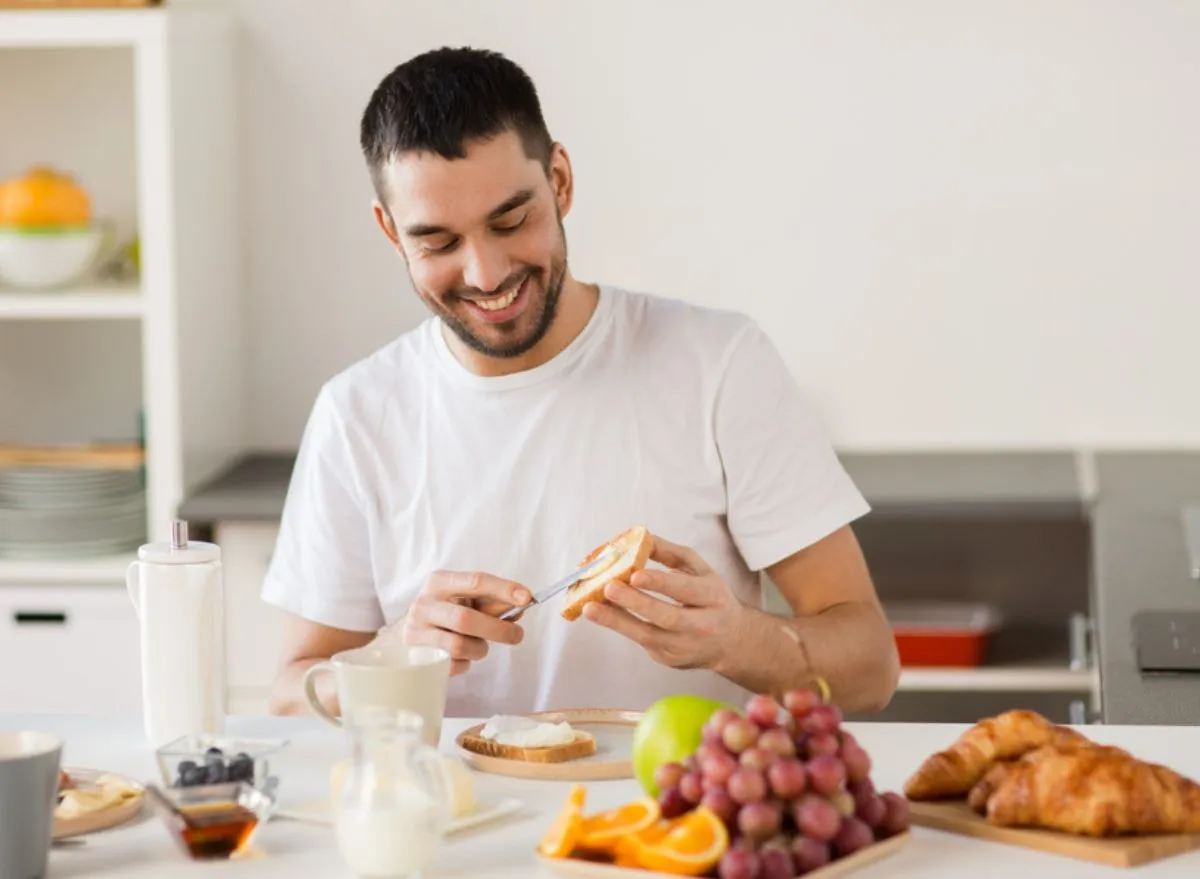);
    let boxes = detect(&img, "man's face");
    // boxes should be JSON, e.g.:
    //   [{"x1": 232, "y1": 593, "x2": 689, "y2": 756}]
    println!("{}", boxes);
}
[{"x1": 375, "y1": 130, "x2": 569, "y2": 359}]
